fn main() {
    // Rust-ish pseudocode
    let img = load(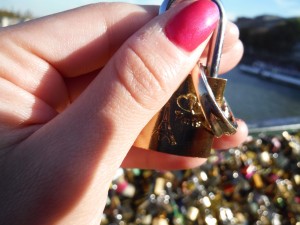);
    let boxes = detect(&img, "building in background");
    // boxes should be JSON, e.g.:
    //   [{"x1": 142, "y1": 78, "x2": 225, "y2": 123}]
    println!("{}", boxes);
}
[
  {"x1": 0, "y1": 9, "x2": 32, "y2": 27},
  {"x1": 1, "y1": 16, "x2": 23, "y2": 27}
]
